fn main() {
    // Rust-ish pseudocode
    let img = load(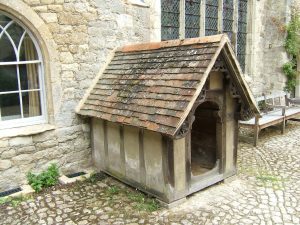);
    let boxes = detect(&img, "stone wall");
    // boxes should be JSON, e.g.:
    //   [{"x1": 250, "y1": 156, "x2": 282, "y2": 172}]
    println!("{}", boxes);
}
[
  {"x1": 246, "y1": 0, "x2": 290, "y2": 95},
  {"x1": 0, "y1": 0, "x2": 151, "y2": 191}
]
